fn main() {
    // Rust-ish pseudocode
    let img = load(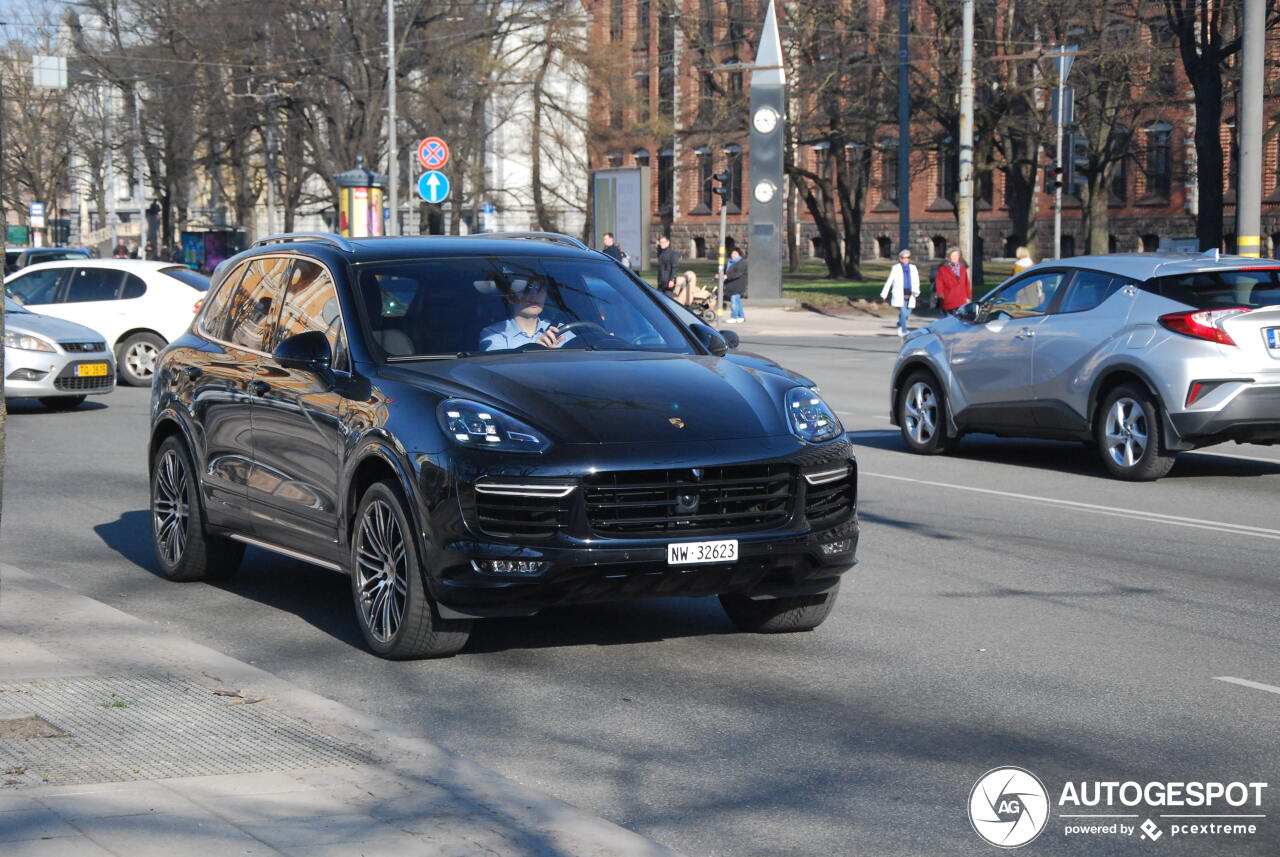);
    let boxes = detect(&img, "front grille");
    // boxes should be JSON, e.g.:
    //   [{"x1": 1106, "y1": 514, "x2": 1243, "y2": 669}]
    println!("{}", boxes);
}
[
  {"x1": 473, "y1": 482, "x2": 573, "y2": 539},
  {"x1": 585, "y1": 464, "x2": 795, "y2": 537},
  {"x1": 804, "y1": 464, "x2": 856, "y2": 528},
  {"x1": 60, "y1": 341, "x2": 106, "y2": 353},
  {"x1": 54, "y1": 375, "x2": 114, "y2": 392}
]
